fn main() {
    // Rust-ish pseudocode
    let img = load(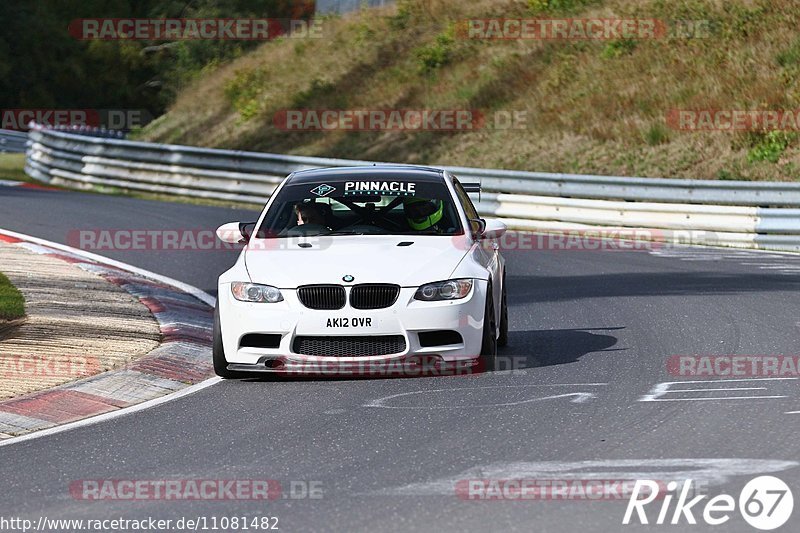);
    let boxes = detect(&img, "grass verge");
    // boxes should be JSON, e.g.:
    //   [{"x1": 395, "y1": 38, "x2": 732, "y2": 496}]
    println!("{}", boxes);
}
[
  {"x1": 0, "y1": 154, "x2": 30, "y2": 183},
  {"x1": 0, "y1": 272, "x2": 25, "y2": 321}
]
